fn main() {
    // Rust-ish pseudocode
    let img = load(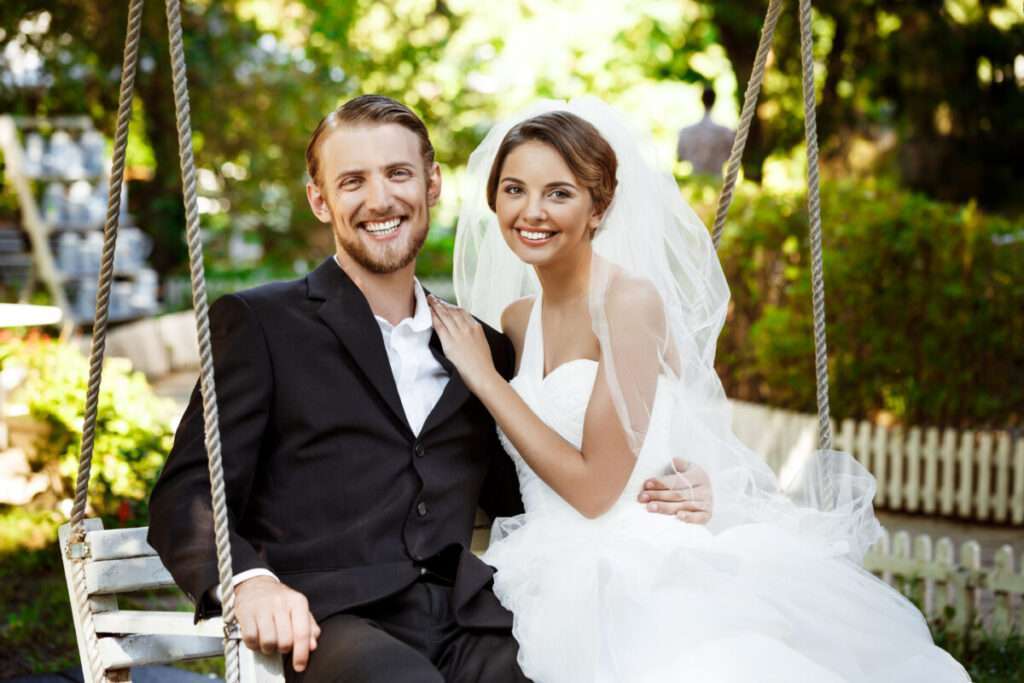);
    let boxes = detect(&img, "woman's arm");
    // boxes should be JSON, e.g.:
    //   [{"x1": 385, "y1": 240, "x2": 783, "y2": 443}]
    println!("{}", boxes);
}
[{"x1": 429, "y1": 287, "x2": 663, "y2": 518}]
